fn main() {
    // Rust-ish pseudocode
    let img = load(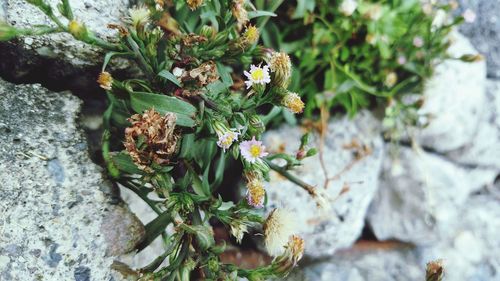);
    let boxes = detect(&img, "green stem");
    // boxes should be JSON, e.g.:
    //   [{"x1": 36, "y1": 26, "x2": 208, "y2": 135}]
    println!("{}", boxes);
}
[
  {"x1": 264, "y1": 158, "x2": 317, "y2": 197},
  {"x1": 118, "y1": 180, "x2": 162, "y2": 214}
]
